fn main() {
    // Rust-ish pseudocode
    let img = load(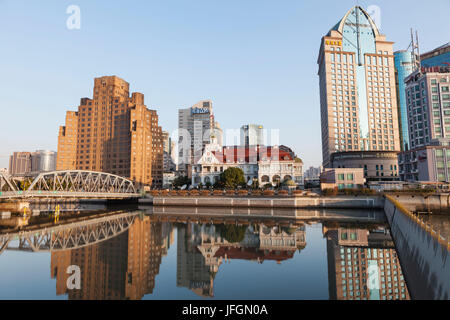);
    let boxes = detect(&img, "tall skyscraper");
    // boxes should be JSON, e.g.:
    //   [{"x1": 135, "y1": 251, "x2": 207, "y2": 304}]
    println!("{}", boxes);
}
[
  {"x1": 395, "y1": 51, "x2": 417, "y2": 151},
  {"x1": 240, "y1": 124, "x2": 264, "y2": 146},
  {"x1": 56, "y1": 76, "x2": 163, "y2": 188},
  {"x1": 8, "y1": 152, "x2": 32, "y2": 175},
  {"x1": 178, "y1": 100, "x2": 217, "y2": 173},
  {"x1": 318, "y1": 6, "x2": 400, "y2": 168}
]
